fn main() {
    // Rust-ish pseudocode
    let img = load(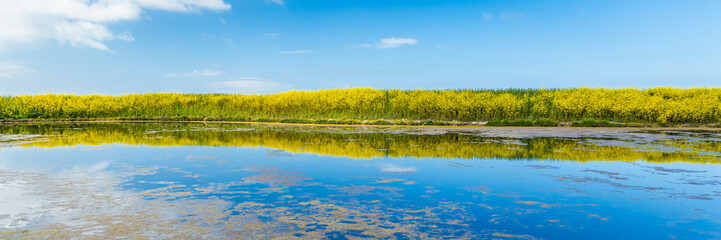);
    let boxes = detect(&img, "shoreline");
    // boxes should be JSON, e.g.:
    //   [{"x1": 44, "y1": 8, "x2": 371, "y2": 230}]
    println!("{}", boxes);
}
[{"x1": 0, "y1": 119, "x2": 719, "y2": 130}]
